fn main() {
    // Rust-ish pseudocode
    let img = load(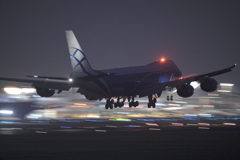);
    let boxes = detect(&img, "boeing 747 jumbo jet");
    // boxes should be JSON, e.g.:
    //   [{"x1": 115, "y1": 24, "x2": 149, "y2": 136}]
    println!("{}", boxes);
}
[{"x1": 0, "y1": 31, "x2": 236, "y2": 109}]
